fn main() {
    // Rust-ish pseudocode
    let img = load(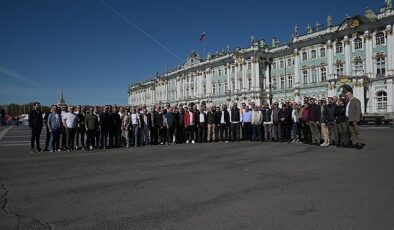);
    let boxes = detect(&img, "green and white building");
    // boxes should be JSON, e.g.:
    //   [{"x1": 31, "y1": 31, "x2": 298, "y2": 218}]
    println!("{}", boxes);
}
[{"x1": 129, "y1": 0, "x2": 394, "y2": 115}]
